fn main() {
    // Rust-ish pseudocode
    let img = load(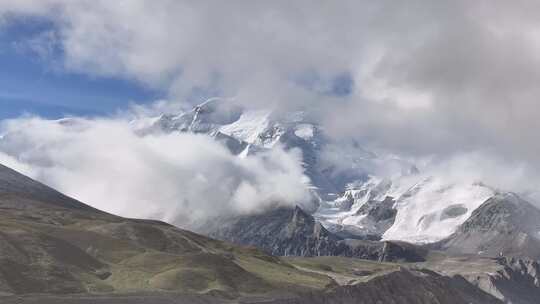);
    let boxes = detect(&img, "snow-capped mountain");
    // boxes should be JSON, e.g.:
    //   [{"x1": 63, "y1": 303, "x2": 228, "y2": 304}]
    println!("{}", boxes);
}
[
  {"x1": 318, "y1": 176, "x2": 495, "y2": 243},
  {"x1": 142, "y1": 97, "x2": 338, "y2": 199},
  {"x1": 439, "y1": 192, "x2": 540, "y2": 259},
  {"x1": 138, "y1": 98, "x2": 506, "y2": 244}
]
